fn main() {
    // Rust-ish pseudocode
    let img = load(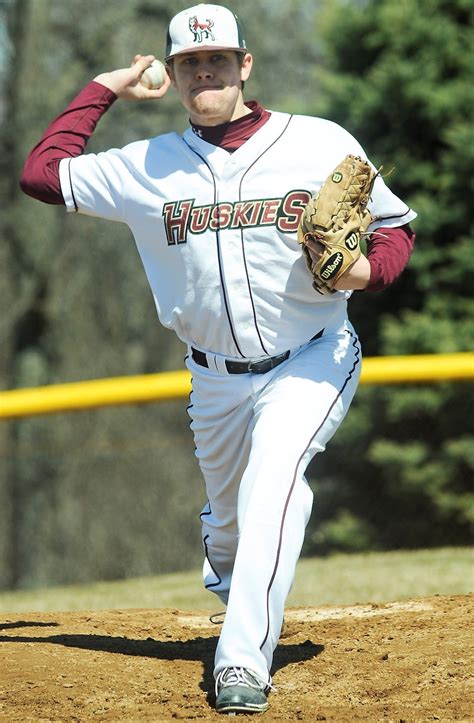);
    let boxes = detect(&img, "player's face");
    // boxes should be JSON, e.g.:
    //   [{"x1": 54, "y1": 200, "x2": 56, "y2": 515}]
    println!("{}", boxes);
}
[{"x1": 169, "y1": 50, "x2": 253, "y2": 126}]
